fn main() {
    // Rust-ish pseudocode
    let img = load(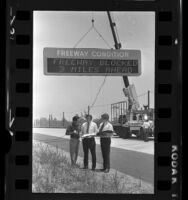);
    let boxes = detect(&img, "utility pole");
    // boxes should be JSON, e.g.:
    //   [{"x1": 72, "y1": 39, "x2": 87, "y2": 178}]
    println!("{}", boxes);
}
[
  {"x1": 88, "y1": 106, "x2": 90, "y2": 115},
  {"x1": 107, "y1": 11, "x2": 130, "y2": 88},
  {"x1": 148, "y1": 90, "x2": 150, "y2": 110},
  {"x1": 62, "y1": 112, "x2": 65, "y2": 127},
  {"x1": 49, "y1": 114, "x2": 53, "y2": 127}
]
